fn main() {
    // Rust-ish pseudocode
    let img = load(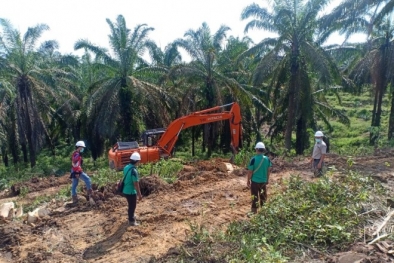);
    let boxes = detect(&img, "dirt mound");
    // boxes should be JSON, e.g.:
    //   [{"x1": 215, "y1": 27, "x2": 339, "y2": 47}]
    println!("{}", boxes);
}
[
  {"x1": 10, "y1": 175, "x2": 70, "y2": 196},
  {"x1": 178, "y1": 159, "x2": 237, "y2": 181},
  {"x1": 139, "y1": 175, "x2": 170, "y2": 196},
  {"x1": 192, "y1": 158, "x2": 232, "y2": 171}
]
